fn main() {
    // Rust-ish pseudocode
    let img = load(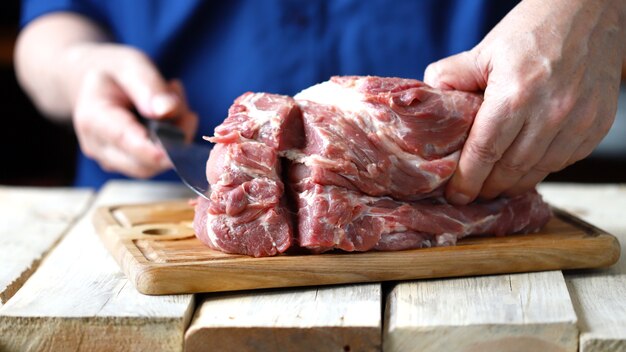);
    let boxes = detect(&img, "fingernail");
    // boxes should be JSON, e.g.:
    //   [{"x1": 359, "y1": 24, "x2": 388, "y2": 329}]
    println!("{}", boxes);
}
[
  {"x1": 151, "y1": 93, "x2": 178, "y2": 116},
  {"x1": 448, "y1": 192, "x2": 471, "y2": 205}
]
